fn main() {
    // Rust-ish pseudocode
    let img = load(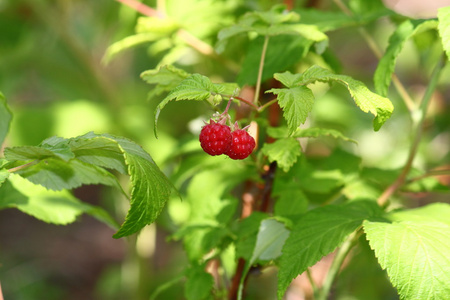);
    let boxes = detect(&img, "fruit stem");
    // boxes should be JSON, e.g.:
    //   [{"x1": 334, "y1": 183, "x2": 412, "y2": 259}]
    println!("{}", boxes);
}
[{"x1": 253, "y1": 35, "x2": 270, "y2": 106}]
